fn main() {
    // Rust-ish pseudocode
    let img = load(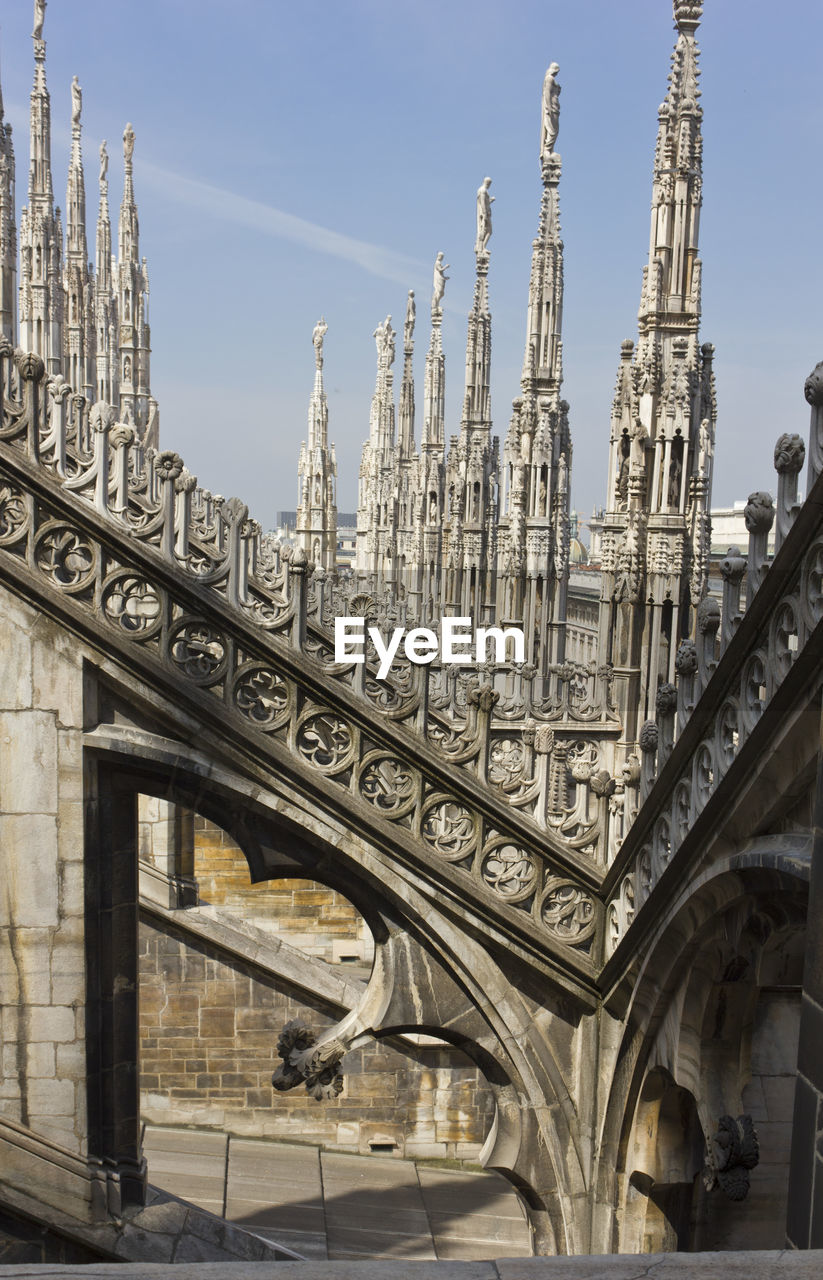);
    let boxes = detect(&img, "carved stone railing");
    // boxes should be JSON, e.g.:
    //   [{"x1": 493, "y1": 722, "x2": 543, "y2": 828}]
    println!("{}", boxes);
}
[
  {"x1": 0, "y1": 347, "x2": 600, "y2": 978},
  {"x1": 602, "y1": 359, "x2": 823, "y2": 960}
]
